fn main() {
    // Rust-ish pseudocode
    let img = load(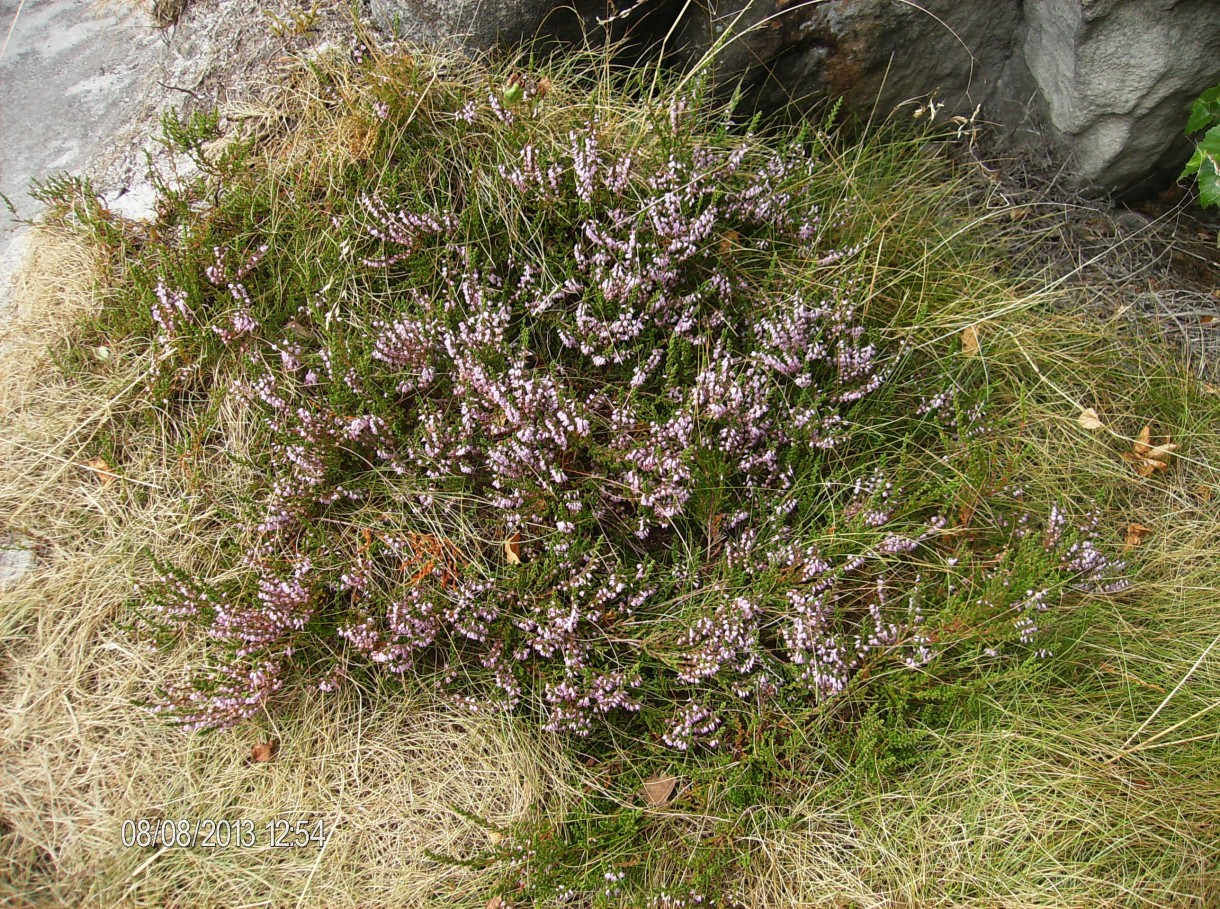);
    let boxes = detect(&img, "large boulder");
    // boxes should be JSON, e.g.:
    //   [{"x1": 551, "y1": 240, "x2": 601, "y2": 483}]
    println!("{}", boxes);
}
[
  {"x1": 367, "y1": 0, "x2": 683, "y2": 54},
  {"x1": 669, "y1": 0, "x2": 1021, "y2": 123},
  {"x1": 1022, "y1": 0, "x2": 1220, "y2": 197}
]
